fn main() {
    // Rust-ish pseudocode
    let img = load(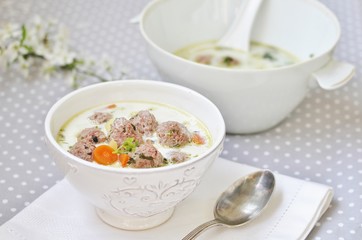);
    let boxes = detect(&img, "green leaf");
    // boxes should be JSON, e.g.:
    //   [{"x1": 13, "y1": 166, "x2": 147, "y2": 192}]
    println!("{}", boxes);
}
[
  {"x1": 20, "y1": 25, "x2": 26, "y2": 46},
  {"x1": 61, "y1": 59, "x2": 78, "y2": 70}
]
